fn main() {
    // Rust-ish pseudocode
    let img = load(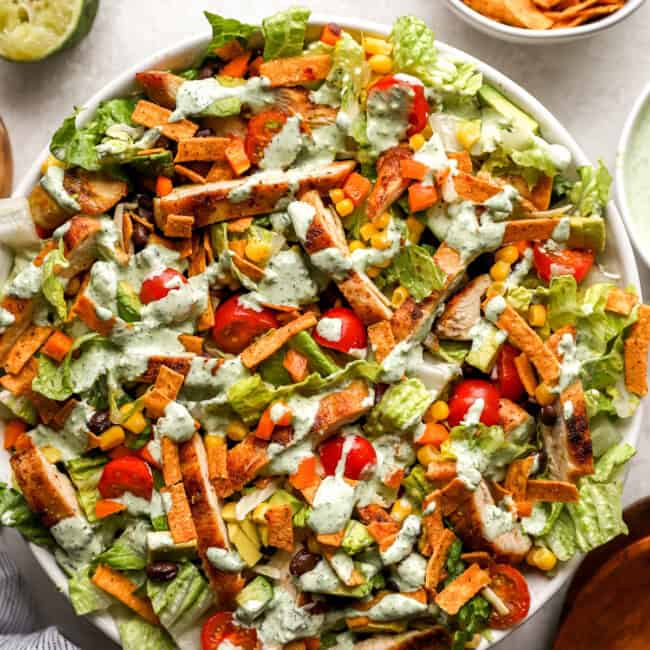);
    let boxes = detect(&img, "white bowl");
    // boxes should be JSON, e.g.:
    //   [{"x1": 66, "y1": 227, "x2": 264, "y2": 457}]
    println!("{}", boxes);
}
[
  {"x1": 616, "y1": 81, "x2": 650, "y2": 270},
  {"x1": 445, "y1": 0, "x2": 646, "y2": 44},
  {"x1": 3, "y1": 13, "x2": 644, "y2": 648}
]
